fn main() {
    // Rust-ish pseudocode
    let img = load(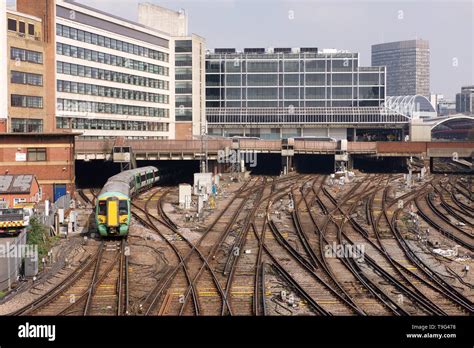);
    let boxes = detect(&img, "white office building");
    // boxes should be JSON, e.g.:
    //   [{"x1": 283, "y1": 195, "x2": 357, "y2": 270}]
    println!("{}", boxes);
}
[{"x1": 55, "y1": 0, "x2": 174, "y2": 139}]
